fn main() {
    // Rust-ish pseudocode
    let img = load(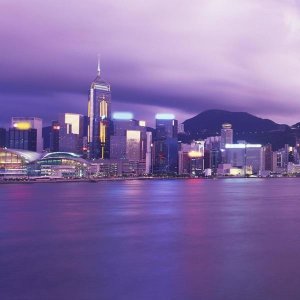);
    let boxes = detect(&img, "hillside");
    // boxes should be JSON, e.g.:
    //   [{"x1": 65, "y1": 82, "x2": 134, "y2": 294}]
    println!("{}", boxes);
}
[{"x1": 182, "y1": 109, "x2": 295, "y2": 150}]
